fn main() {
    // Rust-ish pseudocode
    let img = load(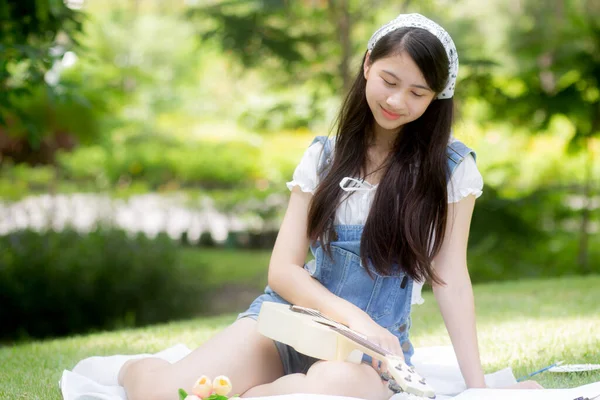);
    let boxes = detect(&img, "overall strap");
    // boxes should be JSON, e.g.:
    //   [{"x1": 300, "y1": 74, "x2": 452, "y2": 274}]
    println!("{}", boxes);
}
[
  {"x1": 446, "y1": 139, "x2": 476, "y2": 179},
  {"x1": 311, "y1": 135, "x2": 334, "y2": 178}
]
